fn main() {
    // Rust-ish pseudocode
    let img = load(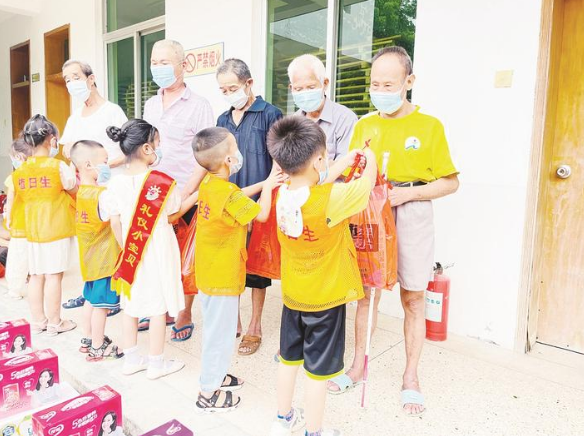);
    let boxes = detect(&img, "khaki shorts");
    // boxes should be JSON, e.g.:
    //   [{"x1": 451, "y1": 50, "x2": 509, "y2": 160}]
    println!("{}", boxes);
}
[{"x1": 392, "y1": 200, "x2": 434, "y2": 291}]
